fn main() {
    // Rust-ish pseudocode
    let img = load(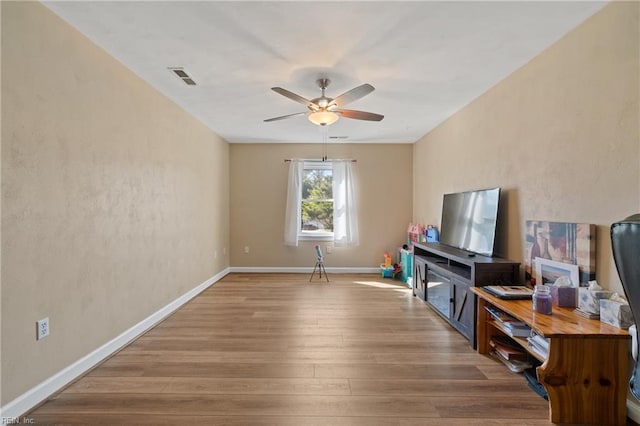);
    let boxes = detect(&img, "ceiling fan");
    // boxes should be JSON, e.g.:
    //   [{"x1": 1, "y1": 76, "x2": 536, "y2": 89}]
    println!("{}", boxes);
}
[{"x1": 264, "y1": 78, "x2": 384, "y2": 126}]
